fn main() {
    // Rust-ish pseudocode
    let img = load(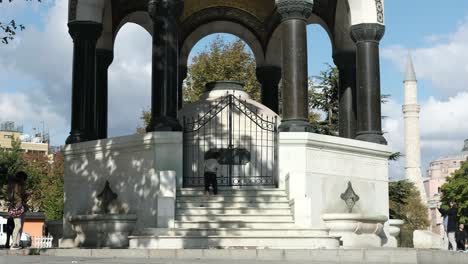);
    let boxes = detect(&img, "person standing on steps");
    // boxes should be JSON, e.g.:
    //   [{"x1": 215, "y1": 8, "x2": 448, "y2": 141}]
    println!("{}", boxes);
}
[
  {"x1": 204, "y1": 151, "x2": 220, "y2": 196},
  {"x1": 438, "y1": 201, "x2": 459, "y2": 251}
]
